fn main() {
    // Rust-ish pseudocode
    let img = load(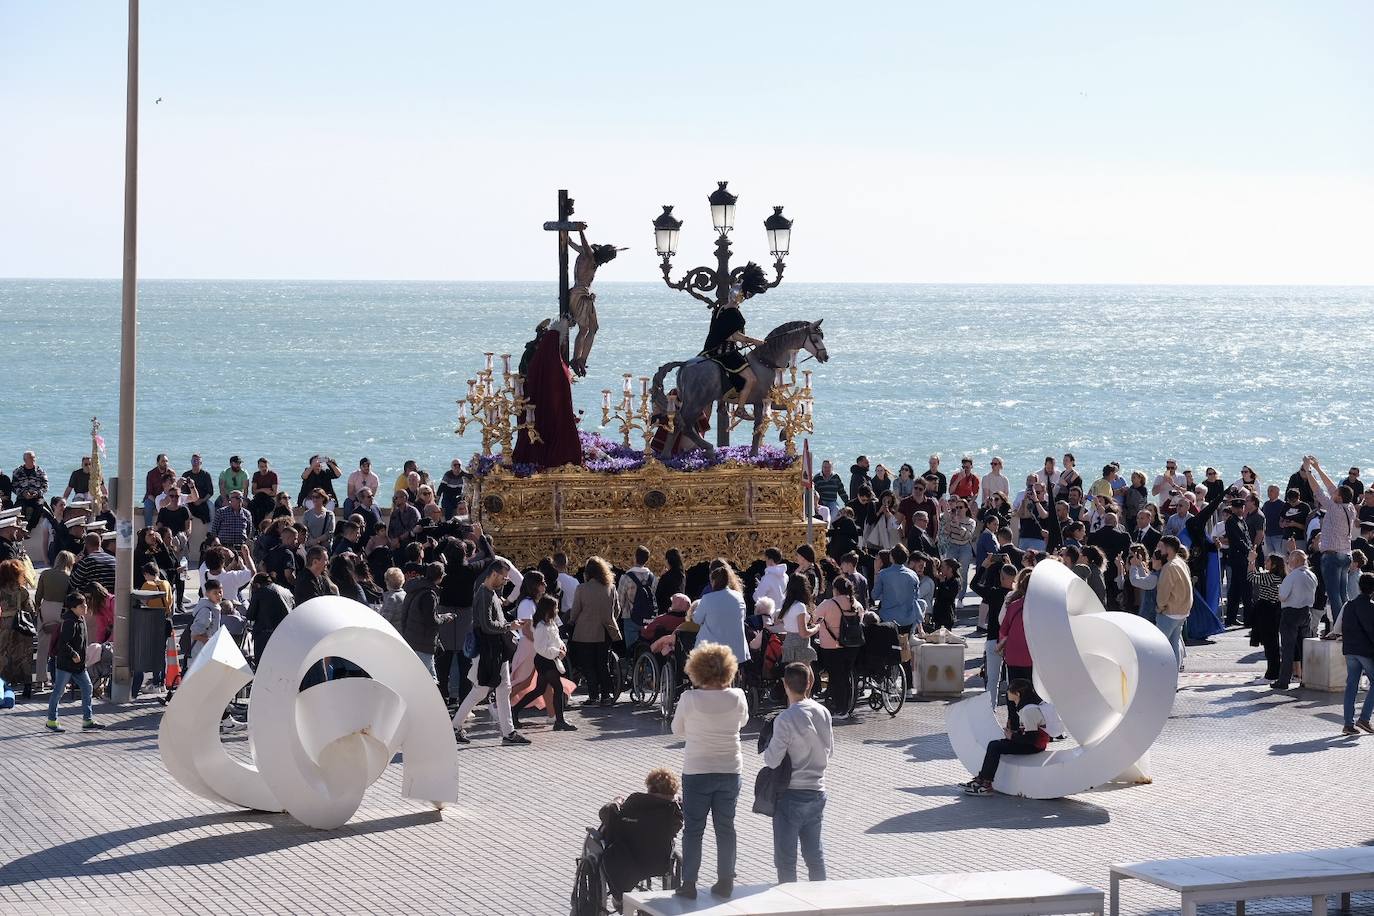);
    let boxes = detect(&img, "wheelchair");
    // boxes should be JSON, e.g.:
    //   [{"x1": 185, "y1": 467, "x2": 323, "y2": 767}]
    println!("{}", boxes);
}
[
  {"x1": 844, "y1": 619, "x2": 906, "y2": 717},
  {"x1": 569, "y1": 826, "x2": 681, "y2": 916},
  {"x1": 652, "y1": 629, "x2": 696, "y2": 720}
]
